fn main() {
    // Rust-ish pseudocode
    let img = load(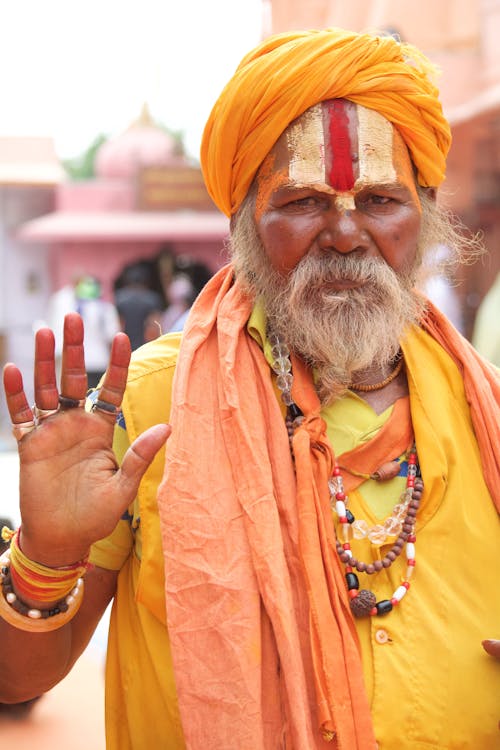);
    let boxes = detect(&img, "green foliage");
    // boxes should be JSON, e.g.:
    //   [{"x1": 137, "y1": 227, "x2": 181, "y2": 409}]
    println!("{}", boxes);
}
[{"x1": 62, "y1": 133, "x2": 109, "y2": 180}]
